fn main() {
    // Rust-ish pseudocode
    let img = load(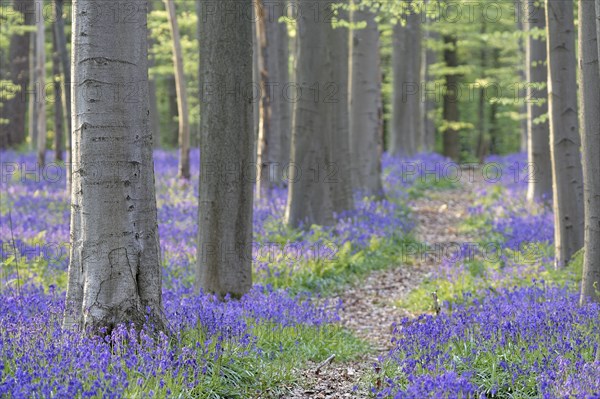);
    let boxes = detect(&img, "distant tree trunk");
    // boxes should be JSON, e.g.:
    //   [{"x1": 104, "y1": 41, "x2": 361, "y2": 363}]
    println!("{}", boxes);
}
[
  {"x1": 164, "y1": 0, "x2": 190, "y2": 179},
  {"x1": 51, "y1": 25, "x2": 64, "y2": 161},
  {"x1": 579, "y1": 0, "x2": 600, "y2": 303},
  {"x1": 286, "y1": 0, "x2": 341, "y2": 227},
  {"x1": 350, "y1": 7, "x2": 383, "y2": 196},
  {"x1": 545, "y1": 0, "x2": 584, "y2": 268},
  {"x1": 64, "y1": 0, "x2": 167, "y2": 333},
  {"x1": 2, "y1": 0, "x2": 34, "y2": 148},
  {"x1": 488, "y1": 49, "x2": 500, "y2": 155},
  {"x1": 525, "y1": 0, "x2": 552, "y2": 202},
  {"x1": 166, "y1": 75, "x2": 178, "y2": 147},
  {"x1": 330, "y1": 4, "x2": 353, "y2": 214},
  {"x1": 29, "y1": 31, "x2": 37, "y2": 149},
  {"x1": 421, "y1": 10, "x2": 437, "y2": 152},
  {"x1": 255, "y1": 0, "x2": 291, "y2": 196},
  {"x1": 442, "y1": 35, "x2": 459, "y2": 160},
  {"x1": 390, "y1": 5, "x2": 422, "y2": 157},
  {"x1": 35, "y1": 0, "x2": 46, "y2": 166},
  {"x1": 197, "y1": 0, "x2": 254, "y2": 298},
  {"x1": 476, "y1": 26, "x2": 488, "y2": 162},
  {"x1": 148, "y1": 0, "x2": 160, "y2": 148},
  {"x1": 516, "y1": 10, "x2": 528, "y2": 153}
]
